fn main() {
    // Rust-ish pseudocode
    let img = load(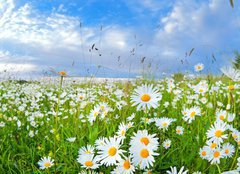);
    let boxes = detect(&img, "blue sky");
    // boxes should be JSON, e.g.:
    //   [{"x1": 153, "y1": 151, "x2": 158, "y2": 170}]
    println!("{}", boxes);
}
[{"x1": 0, "y1": 0, "x2": 240, "y2": 78}]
